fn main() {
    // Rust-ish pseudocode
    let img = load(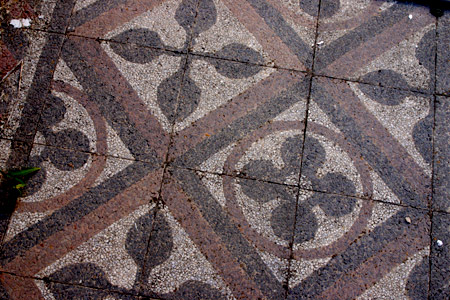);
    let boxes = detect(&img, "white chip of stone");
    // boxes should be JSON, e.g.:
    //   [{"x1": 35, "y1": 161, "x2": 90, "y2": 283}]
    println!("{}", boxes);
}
[
  {"x1": 10, "y1": 18, "x2": 32, "y2": 28},
  {"x1": 38, "y1": 15, "x2": 44, "y2": 19},
  {"x1": 21, "y1": 18, "x2": 31, "y2": 27},
  {"x1": 405, "y1": 217, "x2": 411, "y2": 224},
  {"x1": 10, "y1": 19, "x2": 22, "y2": 28},
  {"x1": 409, "y1": 14, "x2": 413, "y2": 19},
  {"x1": 317, "y1": 41, "x2": 324, "y2": 45},
  {"x1": 437, "y1": 240, "x2": 443, "y2": 247}
]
